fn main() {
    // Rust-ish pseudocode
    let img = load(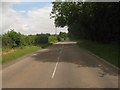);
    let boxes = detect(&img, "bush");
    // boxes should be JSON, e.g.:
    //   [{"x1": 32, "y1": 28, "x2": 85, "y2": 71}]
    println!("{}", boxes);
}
[
  {"x1": 2, "y1": 30, "x2": 59, "y2": 50},
  {"x1": 57, "y1": 36, "x2": 64, "y2": 41},
  {"x1": 58, "y1": 32, "x2": 67, "y2": 41},
  {"x1": 35, "y1": 34, "x2": 49, "y2": 44},
  {"x1": 2, "y1": 30, "x2": 21, "y2": 48},
  {"x1": 48, "y1": 35, "x2": 58, "y2": 44}
]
